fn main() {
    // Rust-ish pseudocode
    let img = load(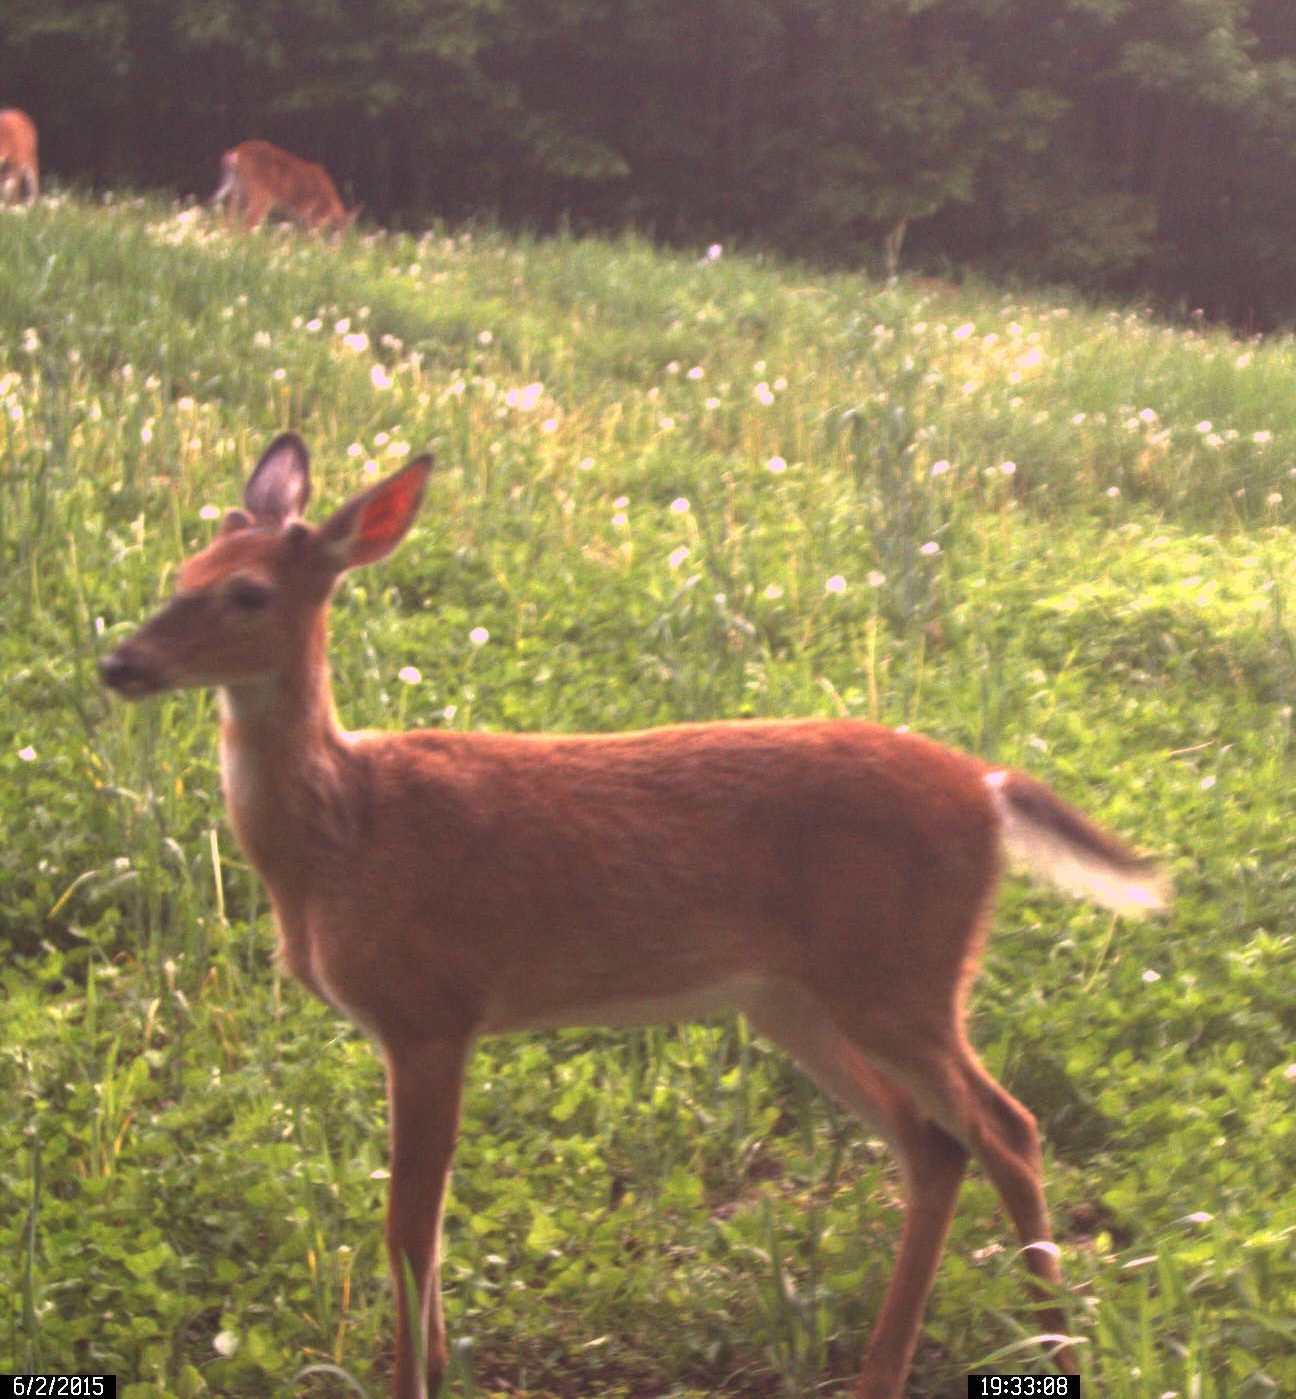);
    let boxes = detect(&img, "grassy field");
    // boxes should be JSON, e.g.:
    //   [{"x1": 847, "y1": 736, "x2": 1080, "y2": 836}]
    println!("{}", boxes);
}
[{"x1": 2, "y1": 194, "x2": 1295, "y2": 1399}]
